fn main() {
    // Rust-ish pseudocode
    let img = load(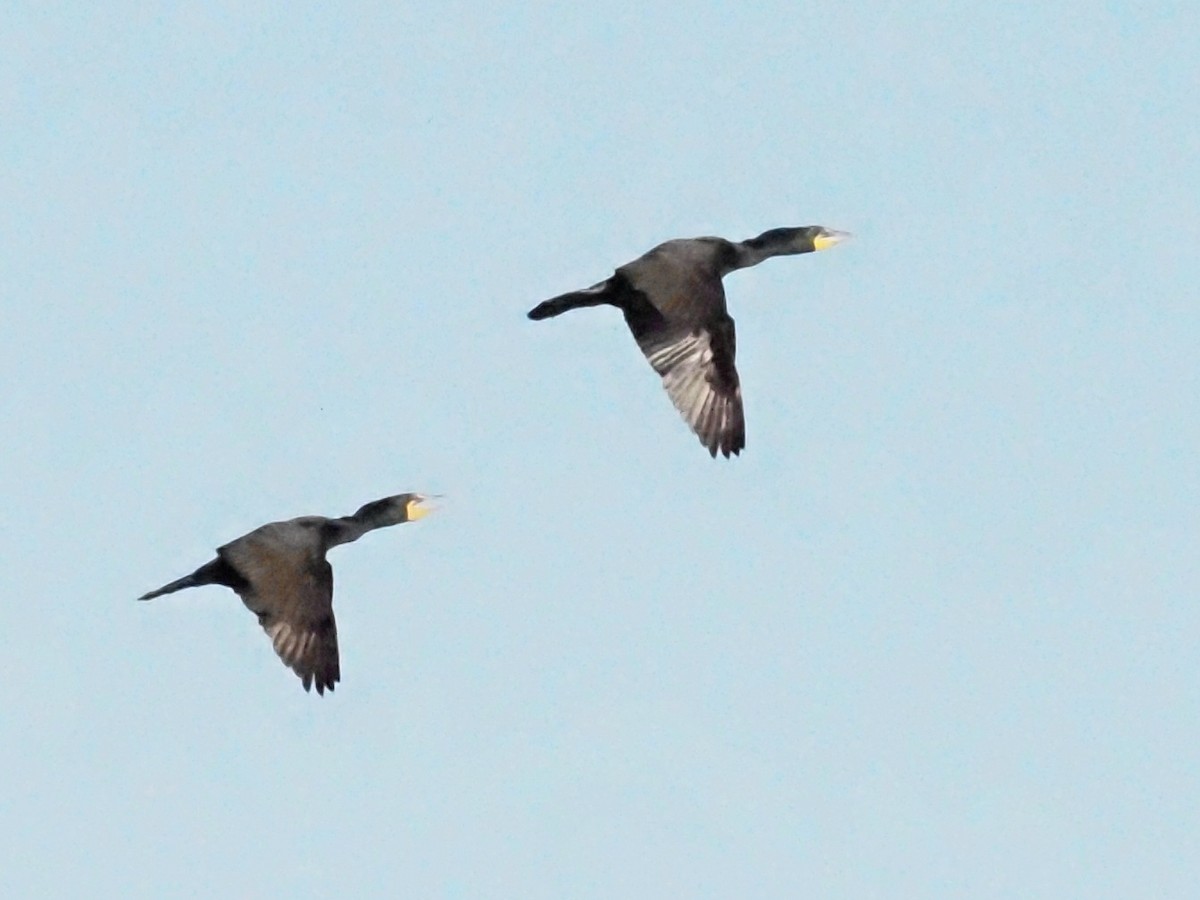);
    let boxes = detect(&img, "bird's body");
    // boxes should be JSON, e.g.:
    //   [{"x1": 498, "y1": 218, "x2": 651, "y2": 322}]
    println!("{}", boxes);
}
[
  {"x1": 528, "y1": 226, "x2": 849, "y2": 457},
  {"x1": 138, "y1": 493, "x2": 434, "y2": 695}
]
